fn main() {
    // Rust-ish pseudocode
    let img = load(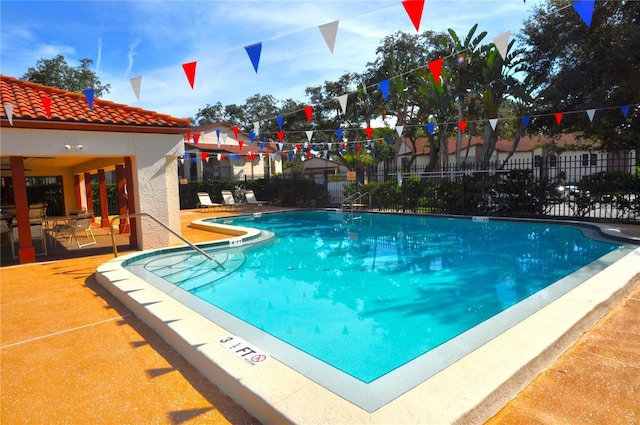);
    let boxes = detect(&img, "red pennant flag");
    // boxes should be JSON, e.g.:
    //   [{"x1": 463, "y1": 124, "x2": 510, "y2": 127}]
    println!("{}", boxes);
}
[
  {"x1": 277, "y1": 131, "x2": 285, "y2": 142},
  {"x1": 341, "y1": 142, "x2": 346, "y2": 149},
  {"x1": 220, "y1": 155, "x2": 226, "y2": 161},
  {"x1": 238, "y1": 140, "x2": 244, "y2": 150},
  {"x1": 365, "y1": 127, "x2": 373, "y2": 139},
  {"x1": 306, "y1": 151, "x2": 312, "y2": 158},
  {"x1": 356, "y1": 143, "x2": 361, "y2": 152},
  {"x1": 428, "y1": 58, "x2": 443, "y2": 85},
  {"x1": 233, "y1": 125, "x2": 239, "y2": 139},
  {"x1": 458, "y1": 121, "x2": 467, "y2": 133},
  {"x1": 305, "y1": 105, "x2": 313, "y2": 122},
  {"x1": 185, "y1": 131, "x2": 191, "y2": 142},
  {"x1": 201, "y1": 152, "x2": 208, "y2": 161},
  {"x1": 295, "y1": 143, "x2": 301, "y2": 151},
  {"x1": 182, "y1": 61, "x2": 197, "y2": 89},
  {"x1": 554, "y1": 112, "x2": 563, "y2": 125},
  {"x1": 378, "y1": 138, "x2": 384, "y2": 144},
  {"x1": 193, "y1": 133, "x2": 200, "y2": 144},
  {"x1": 402, "y1": 0, "x2": 425, "y2": 32},
  {"x1": 41, "y1": 96, "x2": 51, "y2": 119}
]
